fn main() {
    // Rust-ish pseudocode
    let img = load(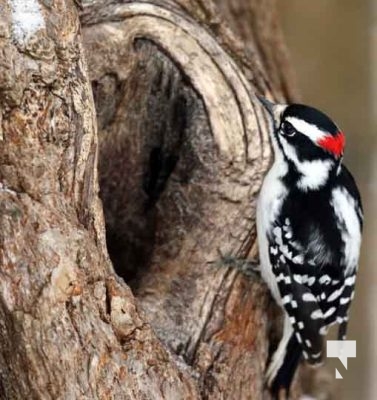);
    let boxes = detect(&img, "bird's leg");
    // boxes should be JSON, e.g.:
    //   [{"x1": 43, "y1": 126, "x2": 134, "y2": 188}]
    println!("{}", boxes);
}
[{"x1": 210, "y1": 249, "x2": 260, "y2": 278}]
